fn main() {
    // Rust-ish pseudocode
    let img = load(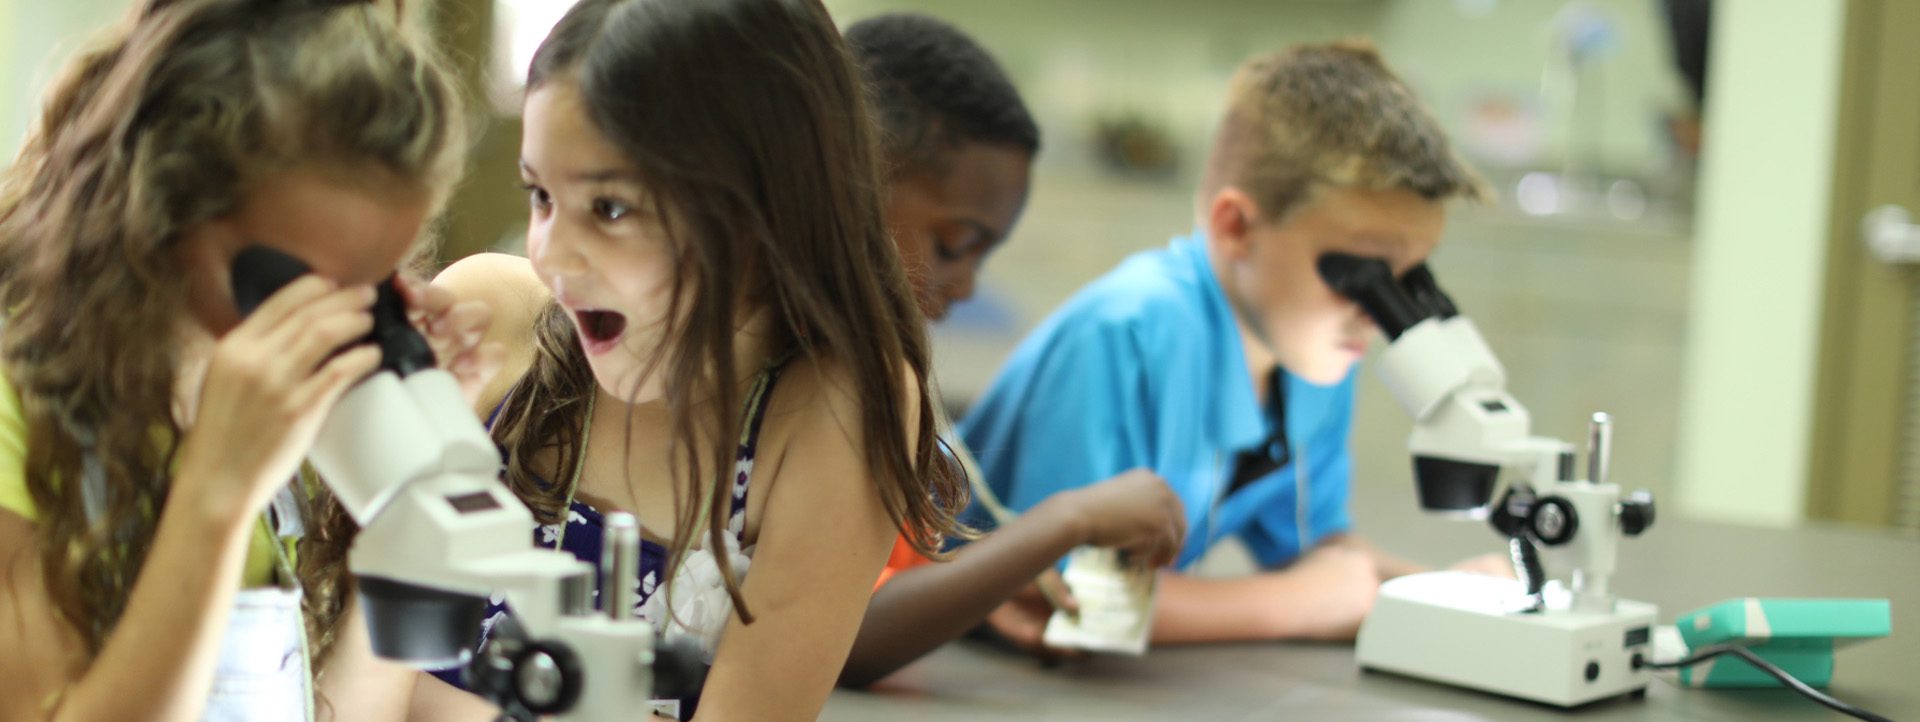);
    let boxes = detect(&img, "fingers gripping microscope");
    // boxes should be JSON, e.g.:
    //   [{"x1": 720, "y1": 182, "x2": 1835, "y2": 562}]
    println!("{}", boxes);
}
[
  {"x1": 1317, "y1": 255, "x2": 1660, "y2": 708},
  {"x1": 231, "y1": 247, "x2": 702, "y2": 721}
]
